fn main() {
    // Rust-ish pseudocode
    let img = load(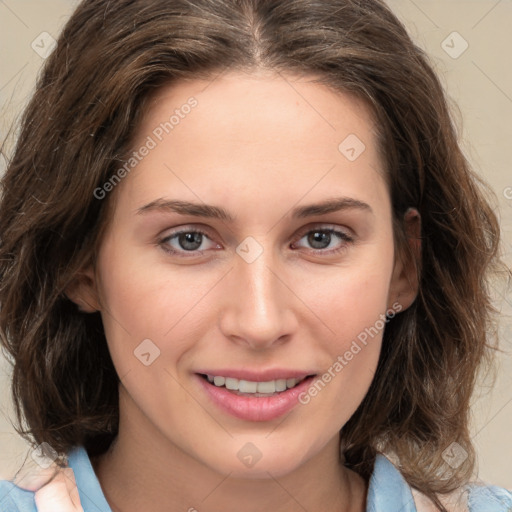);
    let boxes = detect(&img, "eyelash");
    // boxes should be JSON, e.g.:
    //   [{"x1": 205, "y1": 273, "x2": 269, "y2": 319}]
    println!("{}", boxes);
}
[{"x1": 158, "y1": 225, "x2": 354, "y2": 258}]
